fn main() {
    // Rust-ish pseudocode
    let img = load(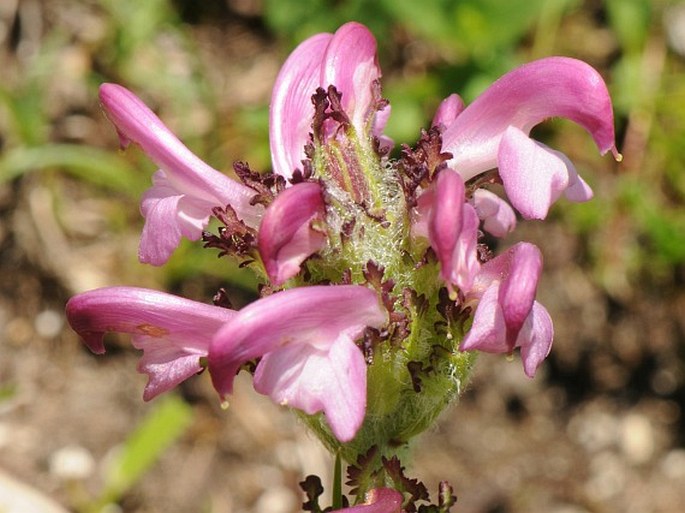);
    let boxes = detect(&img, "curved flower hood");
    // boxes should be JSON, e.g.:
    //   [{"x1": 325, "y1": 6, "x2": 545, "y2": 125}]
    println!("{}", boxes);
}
[{"x1": 439, "y1": 57, "x2": 618, "y2": 219}]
